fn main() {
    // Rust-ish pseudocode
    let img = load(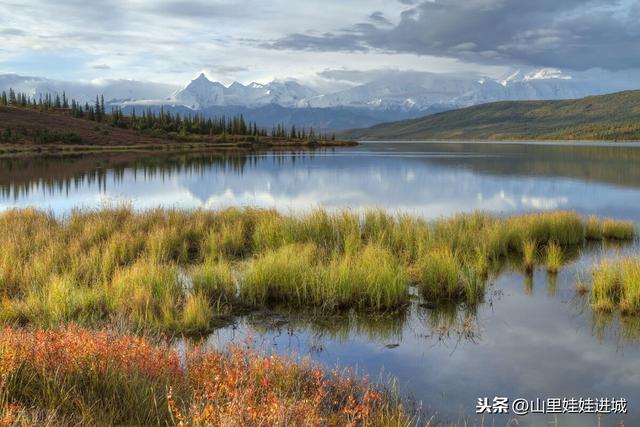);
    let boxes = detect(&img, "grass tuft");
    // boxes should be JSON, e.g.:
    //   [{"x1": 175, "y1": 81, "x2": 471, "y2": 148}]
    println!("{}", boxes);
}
[
  {"x1": 182, "y1": 292, "x2": 213, "y2": 334},
  {"x1": 522, "y1": 239, "x2": 538, "y2": 273},
  {"x1": 545, "y1": 241, "x2": 562, "y2": 274},
  {"x1": 0, "y1": 207, "x2": 635, "y2": 331},
  {"x1": 601, "y1": 219, "x2": 635, "y2": 240}
]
